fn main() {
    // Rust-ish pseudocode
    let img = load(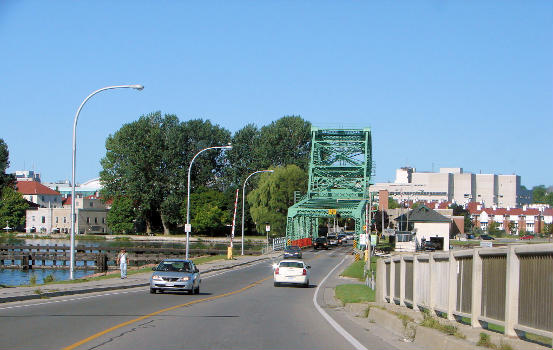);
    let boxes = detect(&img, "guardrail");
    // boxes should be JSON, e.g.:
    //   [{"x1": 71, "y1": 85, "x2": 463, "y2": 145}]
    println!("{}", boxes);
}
[{"x1": 376, "y1": 243, "x2": 553, "y2": 341}]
